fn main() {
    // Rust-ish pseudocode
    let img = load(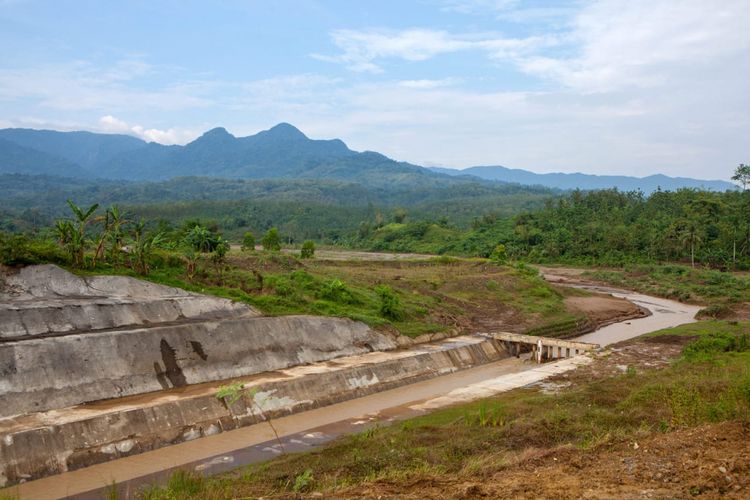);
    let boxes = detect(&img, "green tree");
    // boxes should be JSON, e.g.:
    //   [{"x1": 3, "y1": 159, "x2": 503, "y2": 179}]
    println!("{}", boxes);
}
[
  {"x1": 490, "y1": 243, "x2": 508, "y2": 263},
  {"x1": 106, "y1": 205, "x2": 129, "y2": 265},
  {"x1": 241, "y1": 231, "x2": 256, "y2": 252},
  {"x1": 261, "y1": 227, "x2": 281, "y2": 251},
  {"x1": 300, "y1": 240, "x2": 315, "y2": 259},
  {"x1": 131, "y1": 220, "x2": 163, "y2": 275},
  {"x1": 392, "y1": 207, "x2": 407, "y2": 224},
  {"x1": 185, "y1": 225, "x2": 221, "y2": 253},
  {"x1": 65, "y1": 199, "x2": 99, "y2": 268},
  {"x1": 210, "y1": 237, "x2": 230, "y2": 276},
  {"x1": 678, "y1": 219, "x2": 703, "y2": 268},
  {"x1": 731, "y1": 163, "x2": 750, "y2": 190}
]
